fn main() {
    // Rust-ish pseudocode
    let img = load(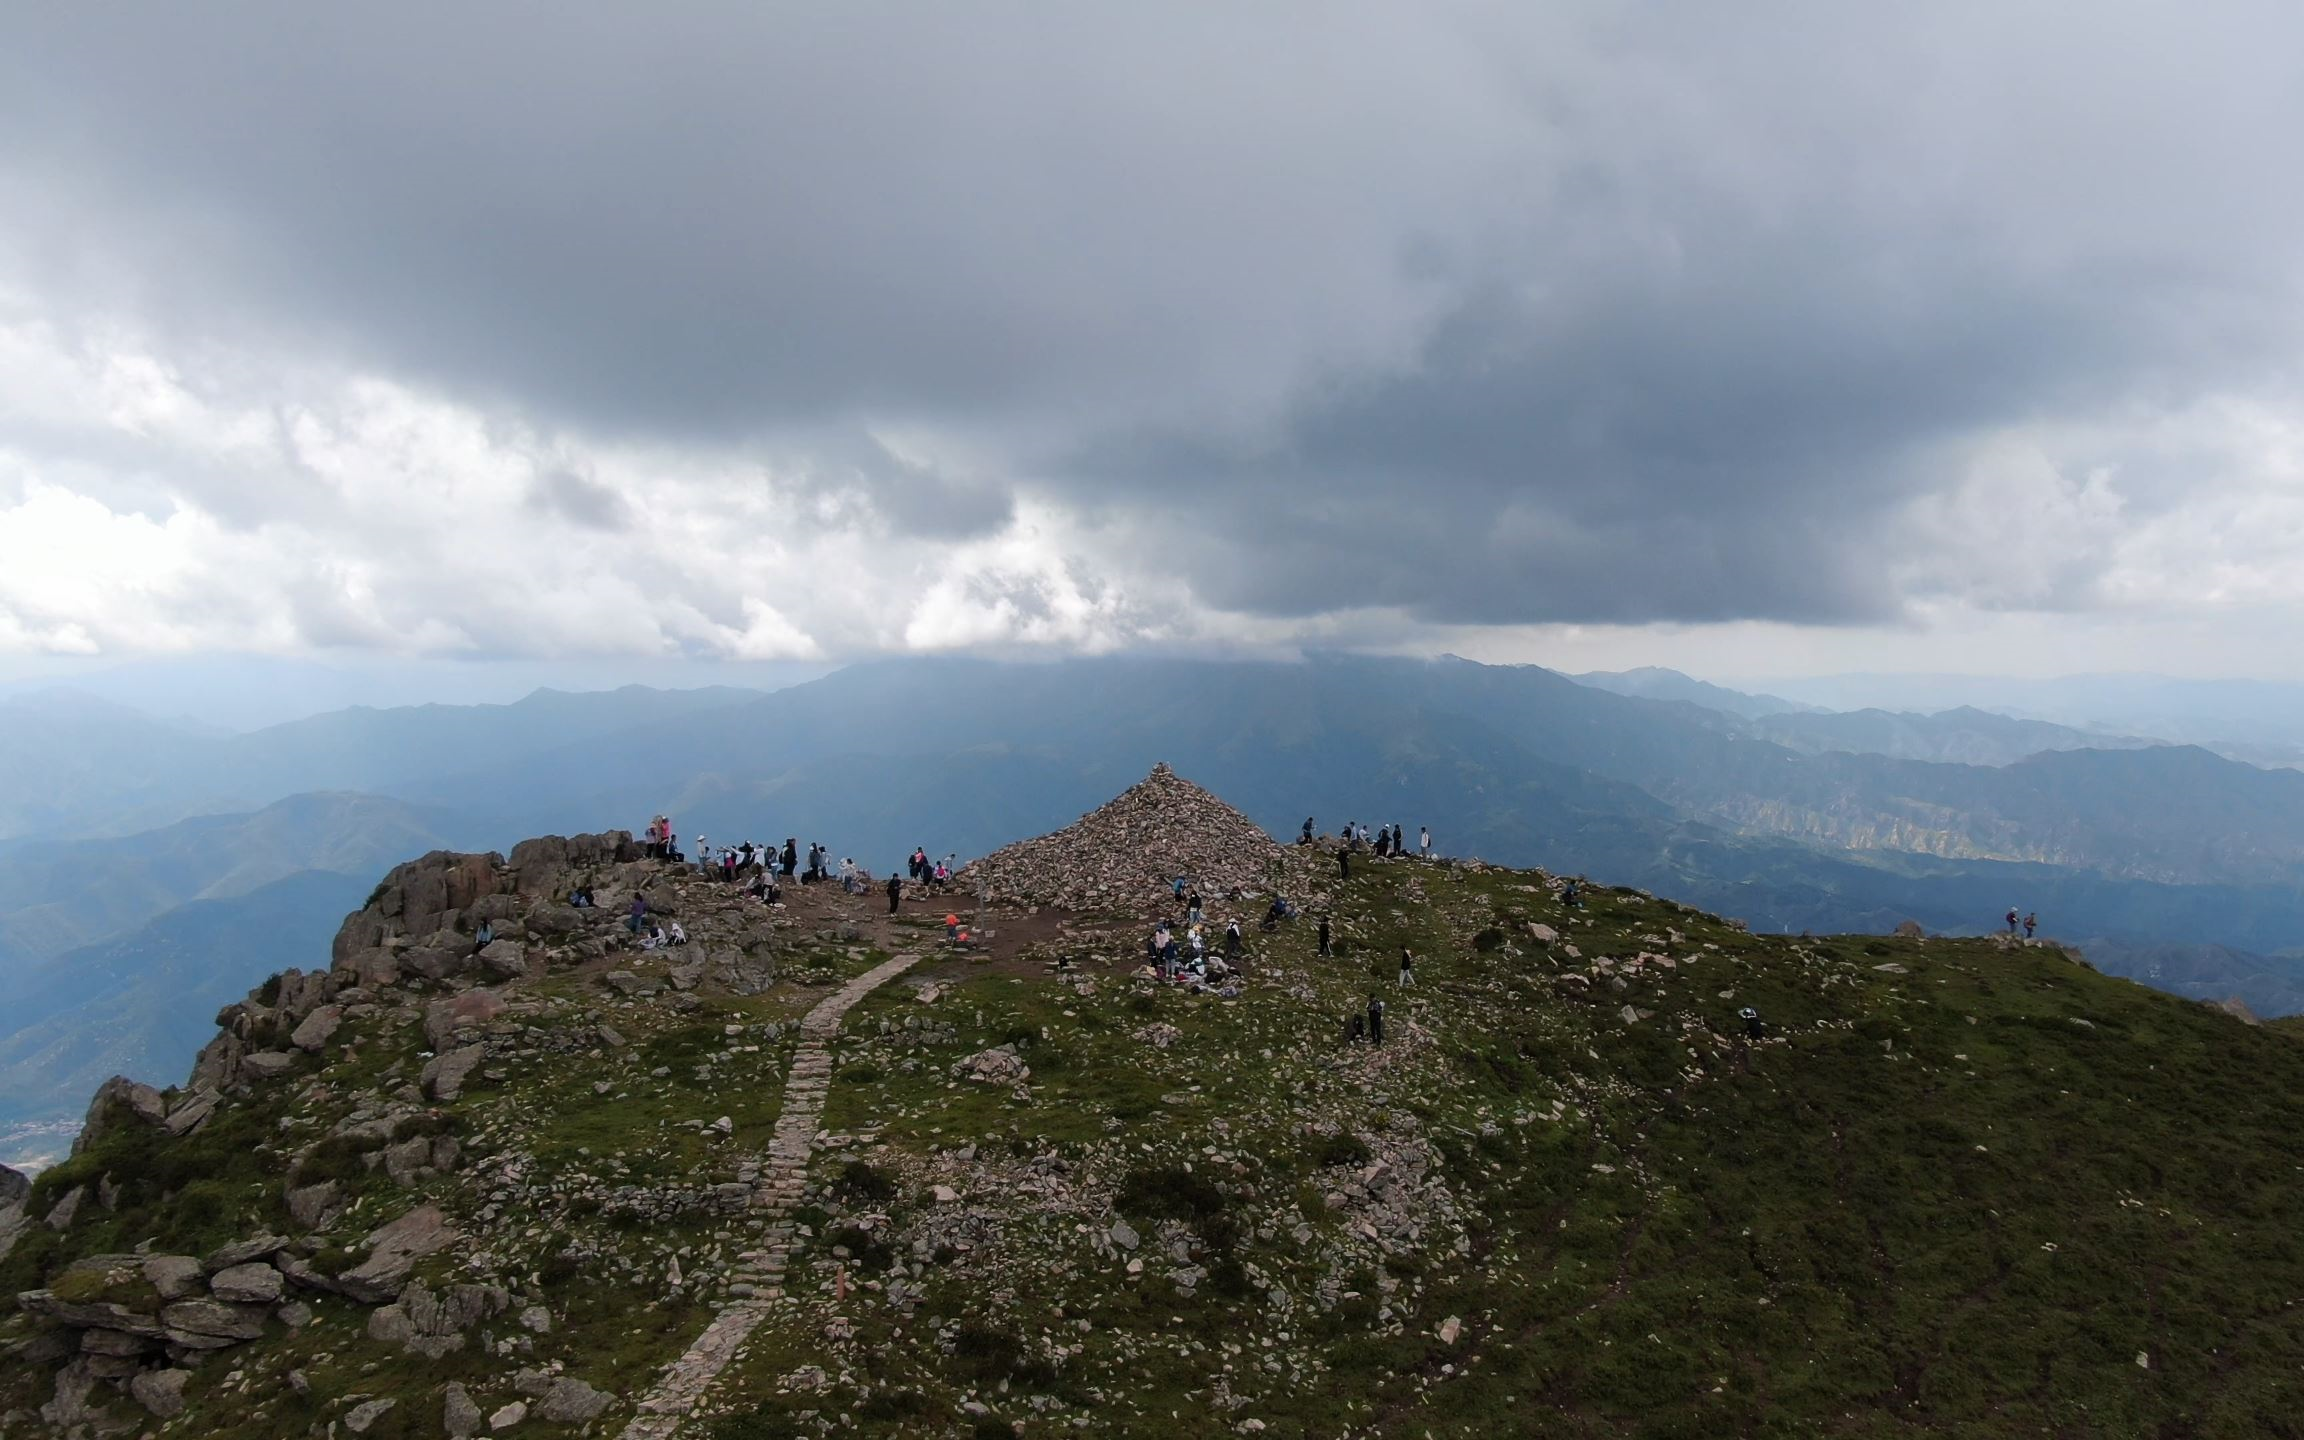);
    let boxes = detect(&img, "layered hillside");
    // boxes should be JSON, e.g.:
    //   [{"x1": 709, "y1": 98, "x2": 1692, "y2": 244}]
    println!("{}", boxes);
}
[{"x1": 5, "y1": 770, "x2": 2304, "y2": 1437}]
